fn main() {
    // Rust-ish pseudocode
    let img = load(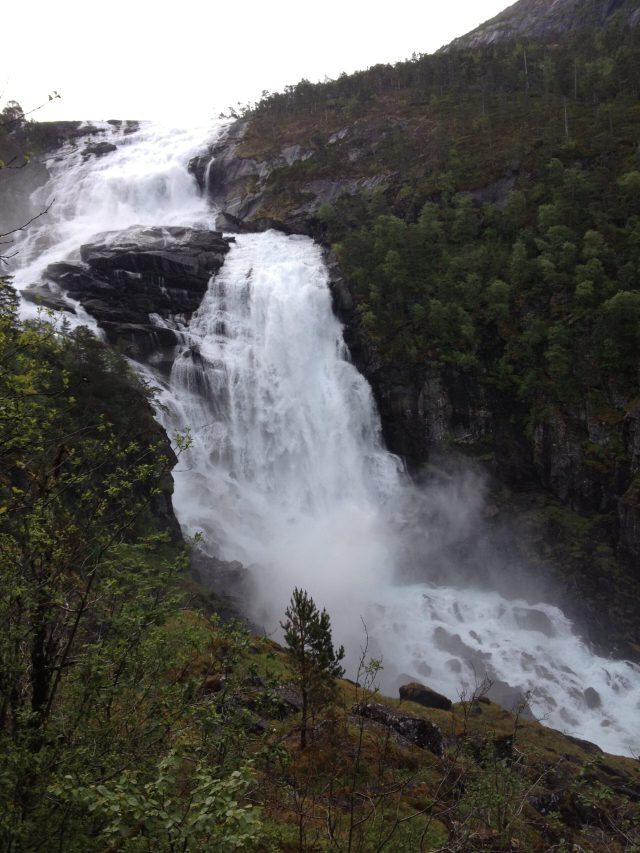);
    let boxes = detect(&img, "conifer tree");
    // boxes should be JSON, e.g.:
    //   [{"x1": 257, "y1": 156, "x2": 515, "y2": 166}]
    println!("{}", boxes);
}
[{"x1": 281, "y1": 588, "x2": 345, "y2": 748}]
